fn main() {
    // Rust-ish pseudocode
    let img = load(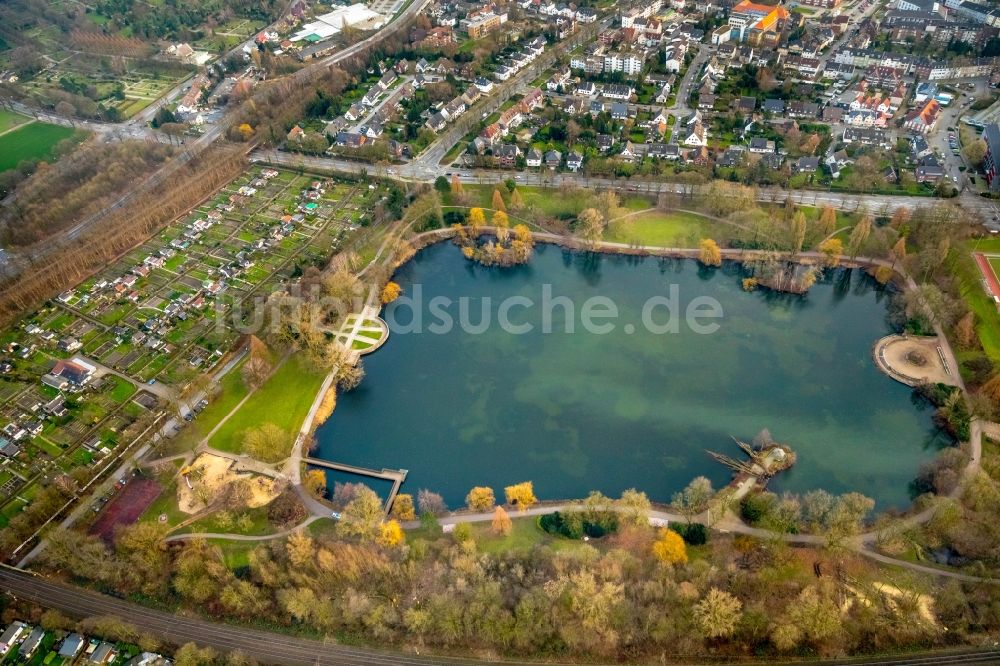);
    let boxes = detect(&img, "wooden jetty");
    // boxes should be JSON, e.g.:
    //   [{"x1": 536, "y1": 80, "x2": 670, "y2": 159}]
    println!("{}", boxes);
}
[
  {"x1": 303, "y1": 458, "x2": 408, "y2": 514},
  {"x1": 706, "y1": 435, "x2": 796, "y2": 481}
]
